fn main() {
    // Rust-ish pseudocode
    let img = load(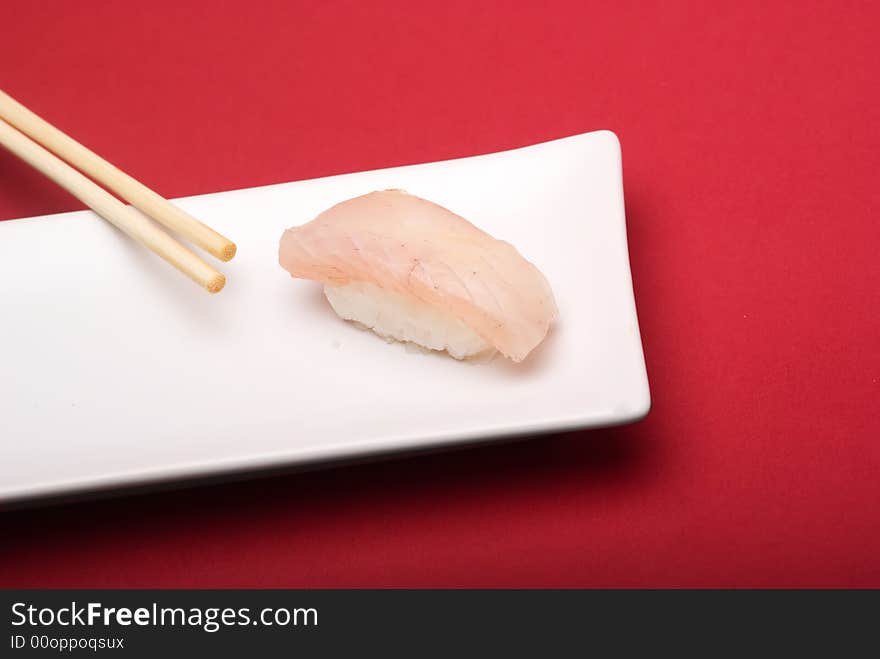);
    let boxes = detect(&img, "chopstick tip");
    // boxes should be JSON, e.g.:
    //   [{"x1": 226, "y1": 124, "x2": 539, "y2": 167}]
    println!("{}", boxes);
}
[
  {"x1": 220, "y1": 242, "x2": 237, "y2": 262},
  {"x1": 206, "y1": 273, "x2": 226, "y2": 294}
]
